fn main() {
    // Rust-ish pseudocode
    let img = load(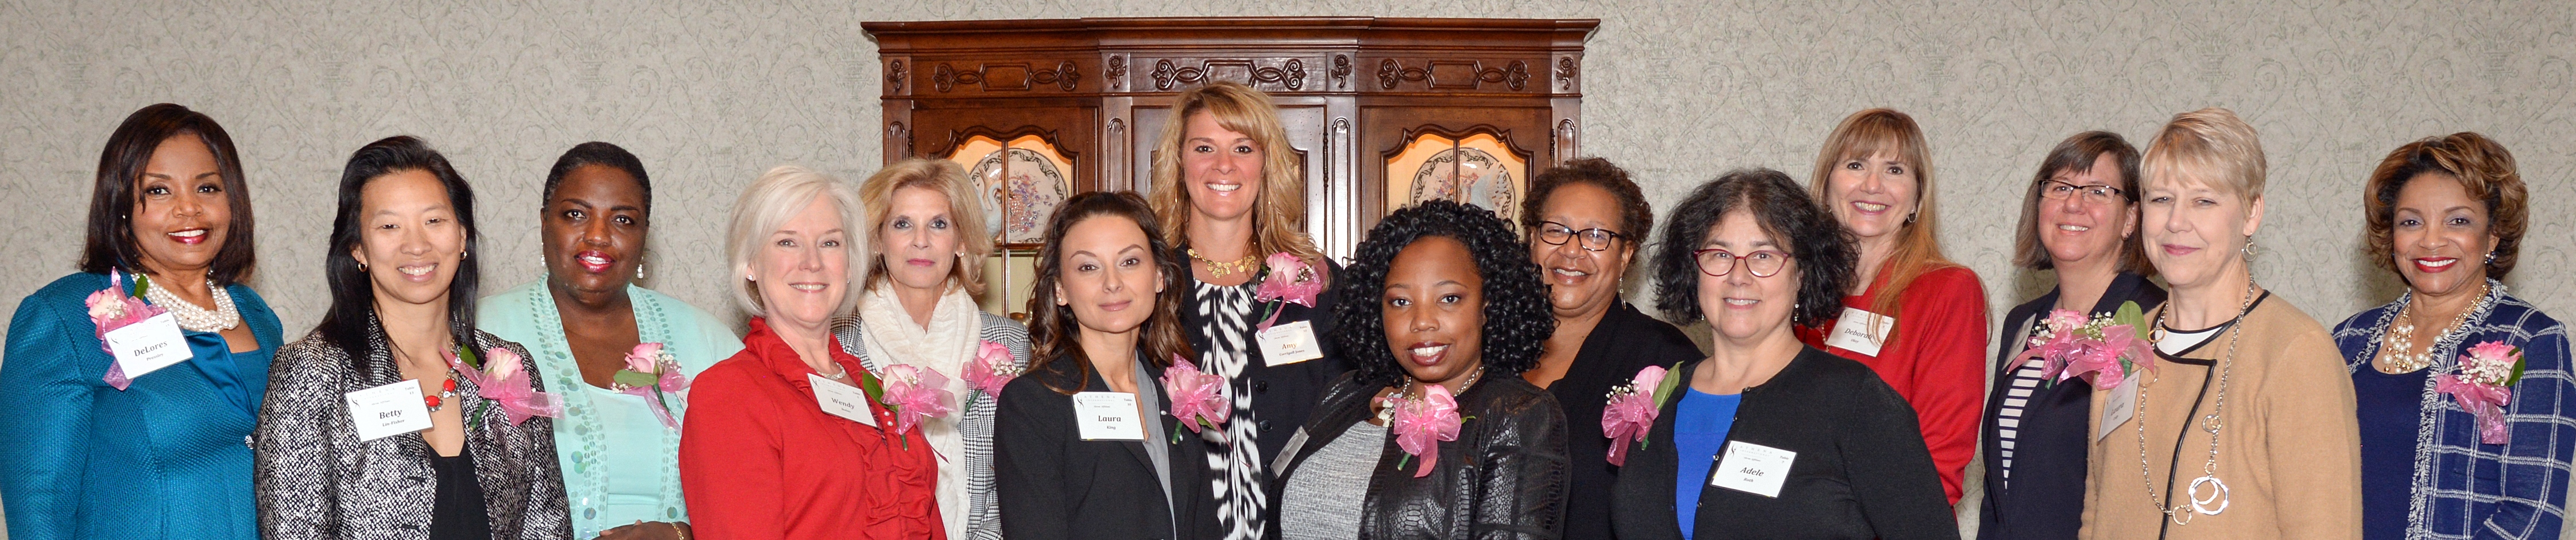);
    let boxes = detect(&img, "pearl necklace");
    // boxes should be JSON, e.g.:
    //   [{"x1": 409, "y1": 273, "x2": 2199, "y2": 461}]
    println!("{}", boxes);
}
[
  {"x1": 2136, "y1": 279, "x2": 2256, "y2": 525},
  {"x1": 2377, "y1": 282, "x2": 2490, "y2": 374},
  {"x1": 144, "y1": 279, "x2": 242, "y2": 332}
]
